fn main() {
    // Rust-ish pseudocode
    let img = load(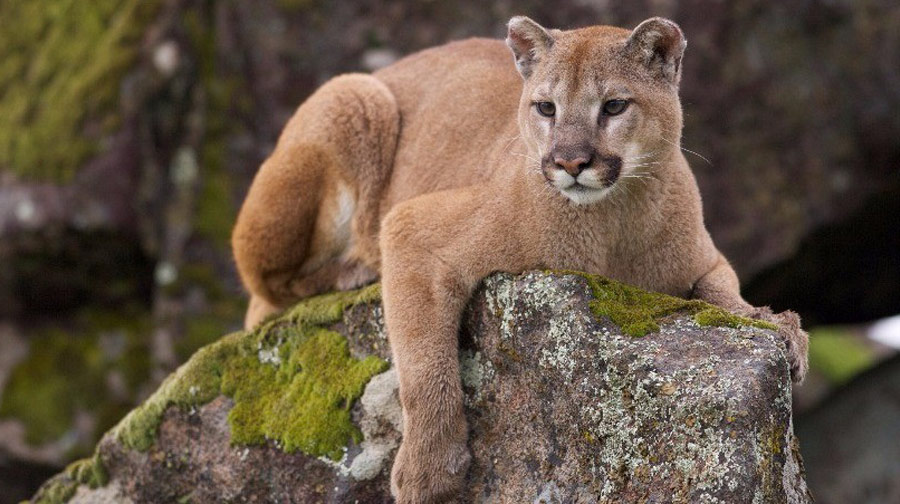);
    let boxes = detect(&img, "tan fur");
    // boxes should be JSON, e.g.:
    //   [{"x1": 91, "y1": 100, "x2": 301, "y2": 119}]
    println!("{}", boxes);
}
[{"x1": 232, "y1": 17, "x2": 809, "y2": 502}]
